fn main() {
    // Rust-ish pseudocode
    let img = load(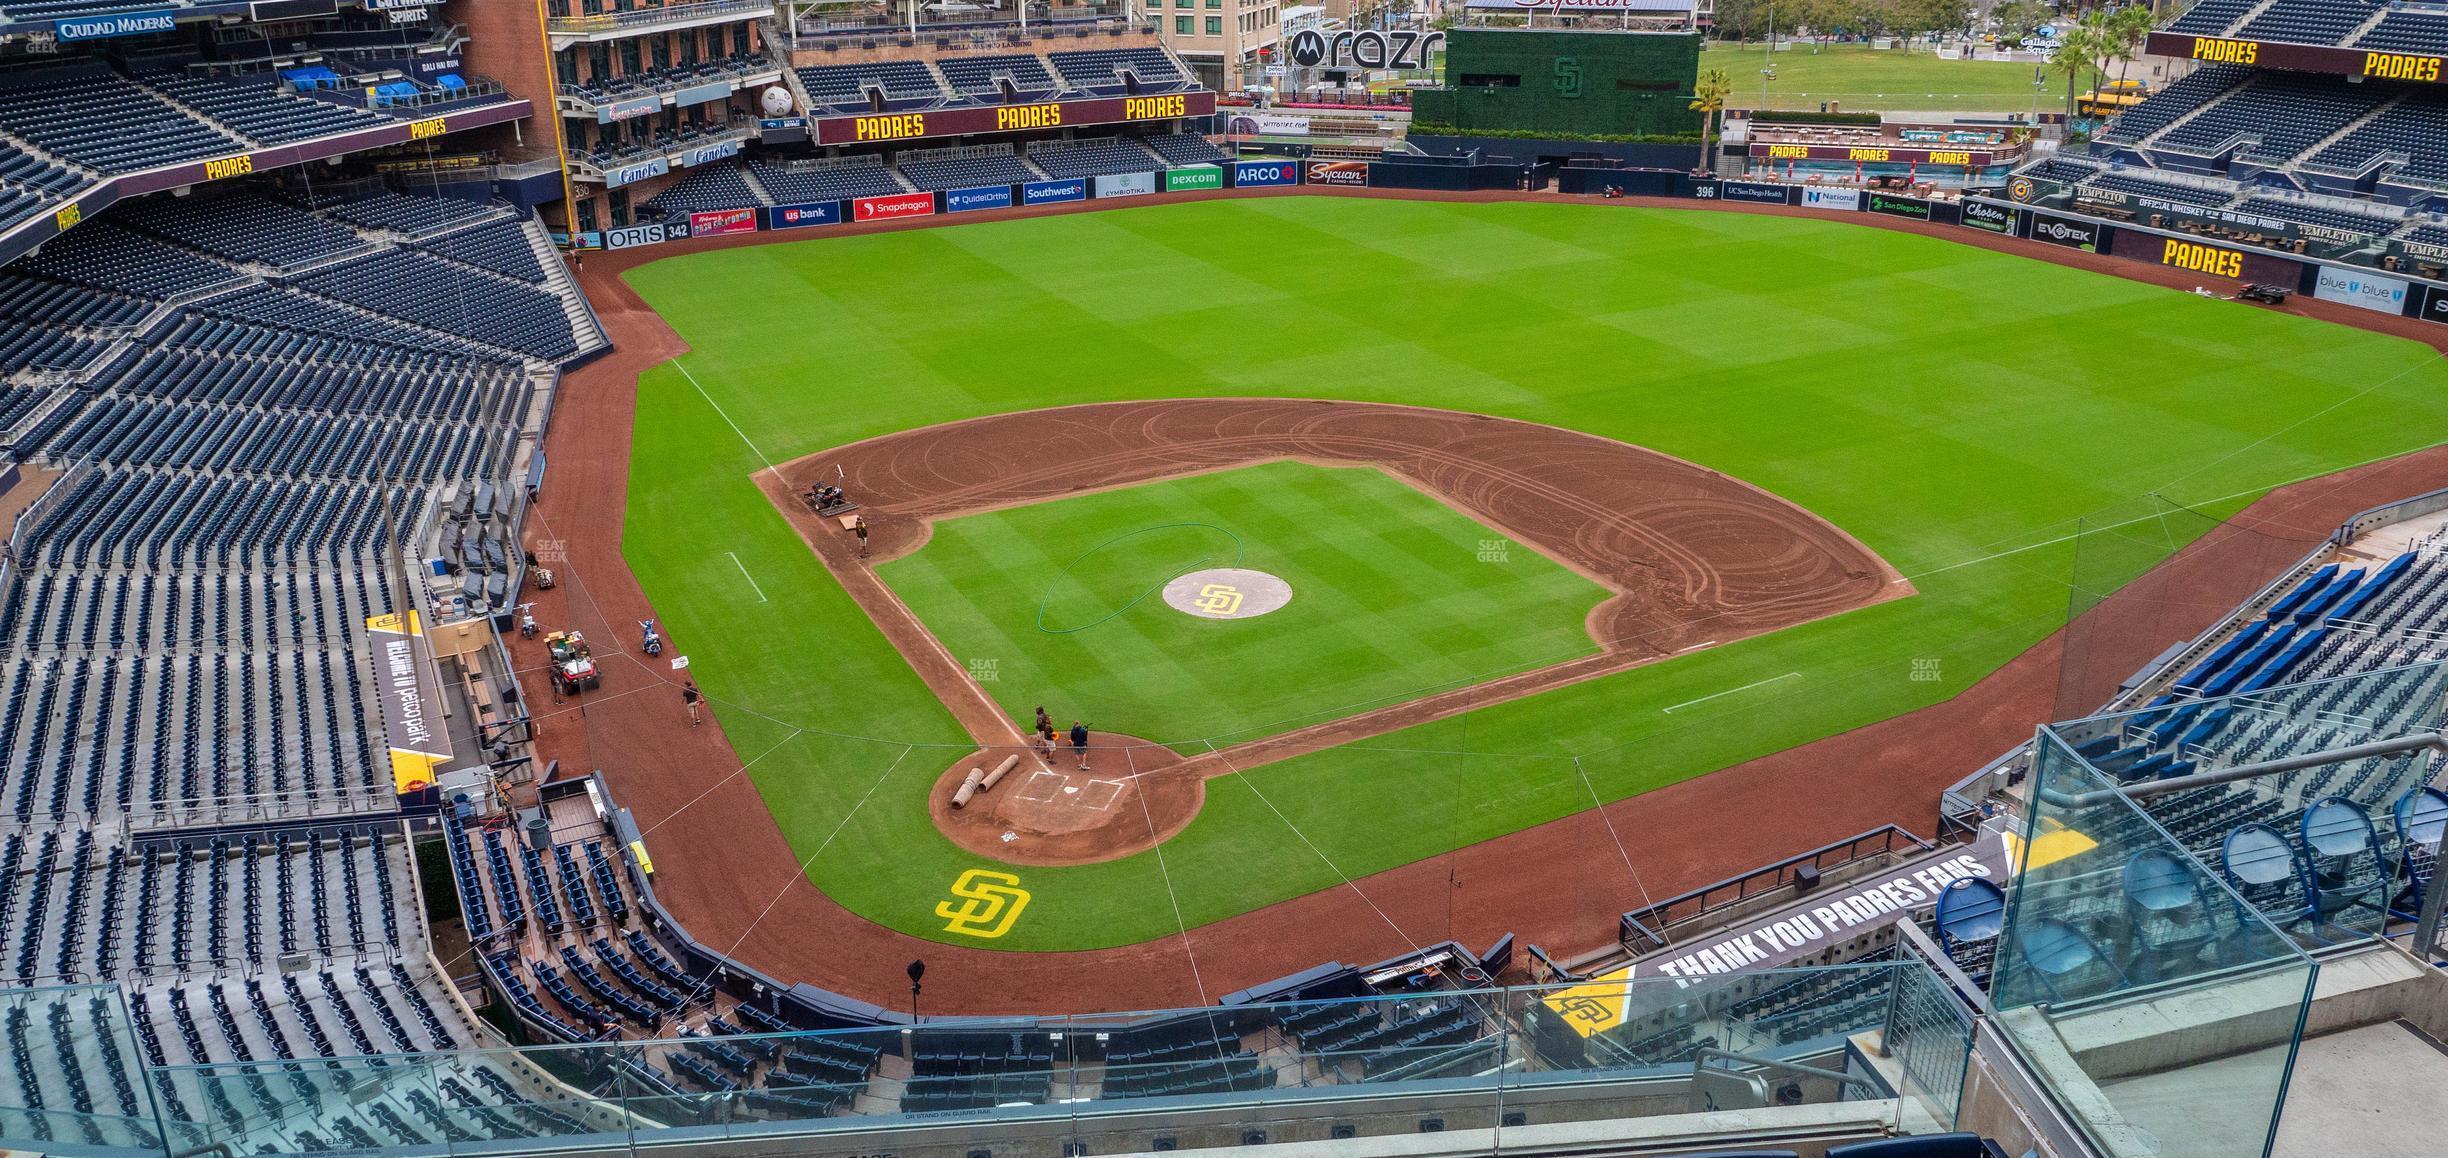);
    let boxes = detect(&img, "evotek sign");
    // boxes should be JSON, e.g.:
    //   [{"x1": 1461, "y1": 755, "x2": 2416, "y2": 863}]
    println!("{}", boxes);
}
[
  {"x1": 1284, "y1": 27, "x2": 1444, "y2": 71},
  {"x1": 2027, "y1": 211, "x2": 2102, "y2": 253}
]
